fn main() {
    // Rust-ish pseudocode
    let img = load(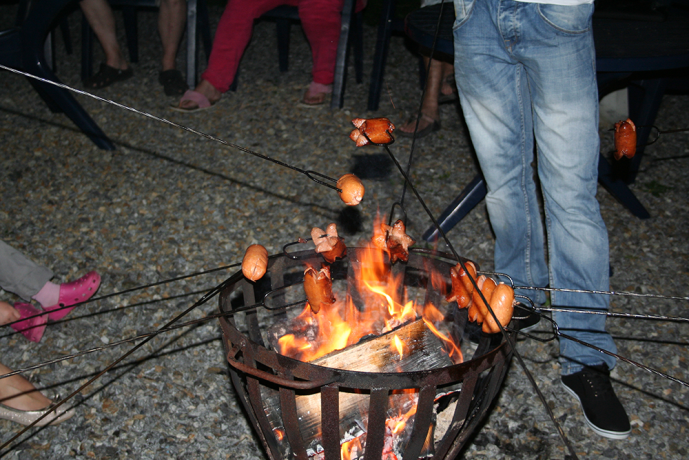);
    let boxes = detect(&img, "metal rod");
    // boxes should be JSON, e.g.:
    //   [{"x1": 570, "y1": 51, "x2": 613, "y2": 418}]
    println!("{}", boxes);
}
[
  {"x1": 0, "y1": 276, "x2": 231, "y2": 452},
  {"x1": 0, "y1": 64, "x2": 341, "y2": 193},
  {"x1": 556, "y1": 329, "x2": 689, "y2": 389},
  {"x1": 2, "y1": 263, "x2": 241, "y2": 330}
]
